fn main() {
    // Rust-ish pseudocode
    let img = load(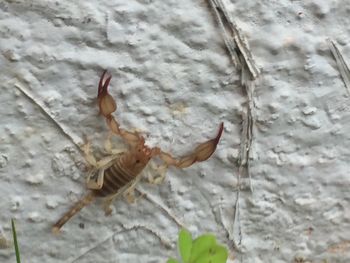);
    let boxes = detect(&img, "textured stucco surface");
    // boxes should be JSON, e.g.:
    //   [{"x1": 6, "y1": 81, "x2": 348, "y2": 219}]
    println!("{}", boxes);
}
[{"x1": 1, "y1": 0, "x2": 350, "y2": 262}]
